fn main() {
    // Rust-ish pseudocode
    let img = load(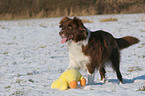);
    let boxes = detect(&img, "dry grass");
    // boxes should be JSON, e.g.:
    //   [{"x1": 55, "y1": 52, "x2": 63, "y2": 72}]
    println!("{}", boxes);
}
[
  {"x1": 128, "y1": 66, "x2": 143, "y2": 72},
  {"x1": 3, "y1": 52, "x2": 8, "y2": 54},
  {"x1": 100, "y1": 17, "x2": 118, "y2": 22},
  {"x1": 137, "y1": 86, "x2": 145, "y2": 91},
  {"x1": 0, "y1": 0, "x2": 145, "y2": 20},
  {"x1": 10, "y1": 90, "x2": 25, "y2": 96},
  {"x1": 82, "y1": 18, "x2": 93, "y2": 23},
  {"x1": 140, "y1": 16, "x2": 145, "y2": 22}
]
